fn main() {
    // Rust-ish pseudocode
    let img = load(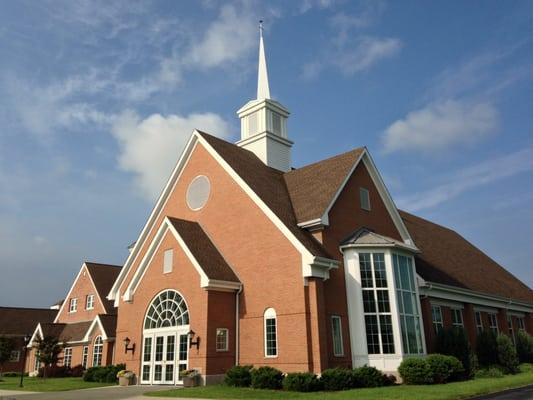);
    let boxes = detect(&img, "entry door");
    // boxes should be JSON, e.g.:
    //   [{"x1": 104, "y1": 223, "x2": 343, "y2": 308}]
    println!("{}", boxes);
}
[
  {"x1": 176, "y1": 333, "x2": 189, "y2": 383},
  {"x1": 152, "y1": 334, "x2": 177, "y2": 384}
]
